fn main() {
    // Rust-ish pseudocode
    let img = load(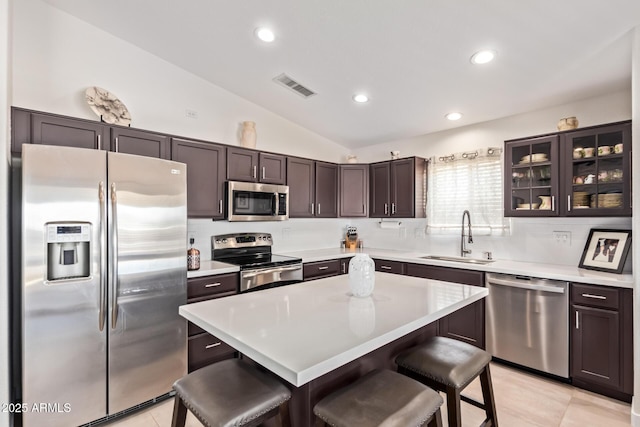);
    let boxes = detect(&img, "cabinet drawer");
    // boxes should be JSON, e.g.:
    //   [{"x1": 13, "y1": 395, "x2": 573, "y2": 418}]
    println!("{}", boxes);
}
[
  {"x1": 572, "y1": 283, "x2": 619, "y2": 310},
  {"x1": 188, "y1": 332, "x2": 235, "y2": 372},
  {"x1": 304, "y1": 259, "x2": 341, "y2": 280},
  {"x1": 187, "y1": 273, "x2": 238, "y2": 300},
  {"x1": 373, "y1": 259, "x2": 405, "y2": 275},
  {"x1": 406, "y1": 263, "x2": 484, "y2": 287}
]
